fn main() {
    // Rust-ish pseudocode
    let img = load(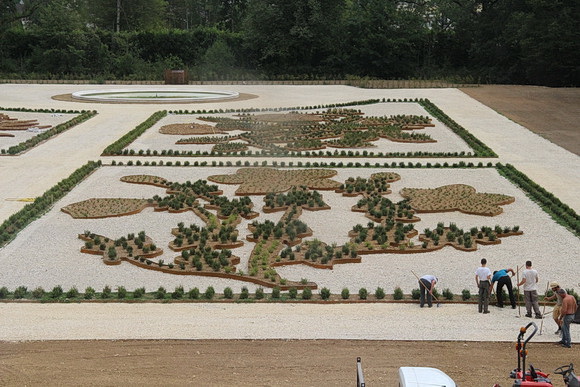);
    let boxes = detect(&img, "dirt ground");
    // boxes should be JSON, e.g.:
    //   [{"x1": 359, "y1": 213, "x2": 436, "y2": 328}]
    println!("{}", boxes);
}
[
  {"x1": 0, "y1": 339, "x2": 576, "y2": 386},
  {"x1": 461, "y1": 85, "x2": 580, "y2": 156},
  {"x1": 1, "y1": 85, "x2": 578, "y2": 386}
]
